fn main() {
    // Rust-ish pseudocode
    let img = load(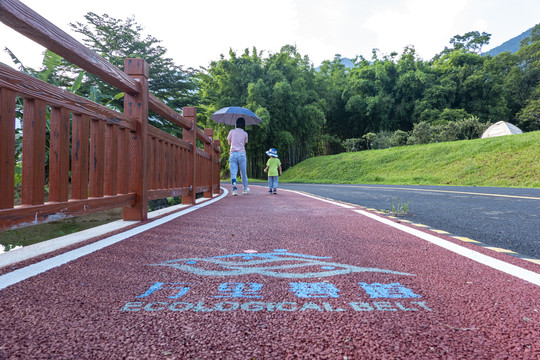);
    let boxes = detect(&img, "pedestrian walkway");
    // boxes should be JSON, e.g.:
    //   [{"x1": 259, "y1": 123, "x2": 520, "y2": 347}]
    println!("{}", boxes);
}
[{"x1": 0, "y1": 185, "x2": 539, "y2": 359}]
